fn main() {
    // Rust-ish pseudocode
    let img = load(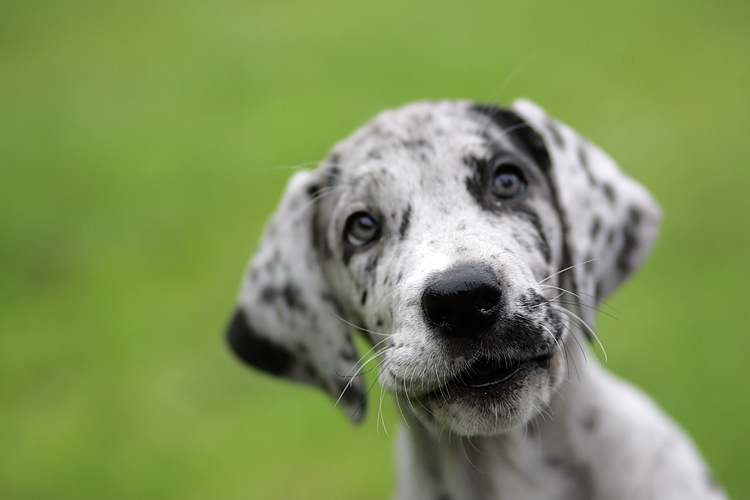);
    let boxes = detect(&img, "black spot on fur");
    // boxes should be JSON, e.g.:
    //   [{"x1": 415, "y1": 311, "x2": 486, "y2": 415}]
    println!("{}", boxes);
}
[
  {"x1": 260, "y1": 286, "x2": 276, "y2": 304},
  {"x1": 602, "y1": 182, "x2": 616, "y2": 204},
  {"x1": 365, "y1": 254, "x2": 379, "y2": 275},
  {"x1": 307, "y1": 183, "x2": 321, "y2": 199},
  {"x1": 399, "y1": 204, "x2": 412, "y2": 240},
  {"x1": 471, "y1": 104, "x2": 552, "y2": 173},
  {"x1": 282, "y1": 282, "x2": 306, "y2": 312},
  {"x1": 321, "y1": 165, "x2": 341, "y2": 191},
  {"x1": 577, "y1": 144, "x2": 588, "y2": 168},
  {"x1": 327, "y1": 154, "x2": 341, "y2": 168},
  {"x1": 263, "y1": 260, "x2": 274, "y2": 273},
  {"x1": 589, "y1": 217, "x2": 602, "y2": 239},
  {"x1": 545, "y1": 120, "x2": 565, "y2": 148},
  {"x1": 311, "y1": 199, "x2": 332, "y2": 260},
  {"x1": 616, "y1": 207, "x2": 642, "y2": 276},
  {"x1": 581, "y1": 408, "x2": 599, "y2": 432},
  {"x1": 574, "y1": 469, "x2": 594, "y2": 499},
  {"x1": 515, "y1": 205, "x2": 552, "y2": 264},
  {"x1": 463, "y1": 154, "x2": 478, "y2": 170},
  {"x1": 546, "y1": 309, "x2": 565, "y2": 340},
  {"x1": 260, "y1": 283, "x2": 307, "y2": 312},
  {"x1": 321, "y1": 291, "x2": 345, "y2": 316},
  {"x1": 628, "y1": 205, "x2": 643, "y2": 225},
  {"x1": 499, "y1": 314, "x2": 549, "y2": 352},
  {"x1": 227, "y1": 309, "x2": 294, "y2": 376},
  {"x1": 520, "y1": 288, "x2": 547, "y2": 314},
  {"x1": 360, "y1": 289, "x2": 368, "y2": 306},
  {"x1": 340, "y1": 347, "x2": 358, "y2": 363},
  {"x1": 584, "y1": 254, "x2": 596, "y2": 275},
  {"x1": 543, "y1": 458, "x2": 594, "y2": 500},
  {"x1": 312, "y1": 225, "x2": 333, "y2": 259},
  {"x1": 464, "y1": 169, "x2": 484, "y2": 206},
  {"x1": 577, "y1": 145, "x2": 597, "y2": 186},
  {"x1": 595, "y1": 281, "x2": 604, "y2": 301},
  {"x1": 401, "y1": 138, "x2": 432, "y2": 150},
  {"x1": 302, "y1": 362, "x2": 318, "y2": 381},
  {"x1": 336, "y1": 379, "x2": 367, "y2": 417}
]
